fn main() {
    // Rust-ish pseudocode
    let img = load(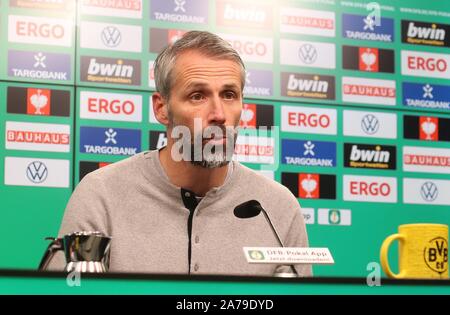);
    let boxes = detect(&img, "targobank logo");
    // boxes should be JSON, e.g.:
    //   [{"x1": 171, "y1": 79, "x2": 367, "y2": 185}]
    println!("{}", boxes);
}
[
  {"x1": 80, "y1": 126, "x2": 141, "y2": 156},
  {"x1": 150, "y1": 0, "x2": 209, "y2": 24},
  {"x1": 342, "y1": 13, "x2": 394, "y2": 42},
  {"x1": 403, "y1": 82, "x2": 450, "y2": 110},
  {"x1": 282, "y1": 139, "x2": 336, "y2": 167}
]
